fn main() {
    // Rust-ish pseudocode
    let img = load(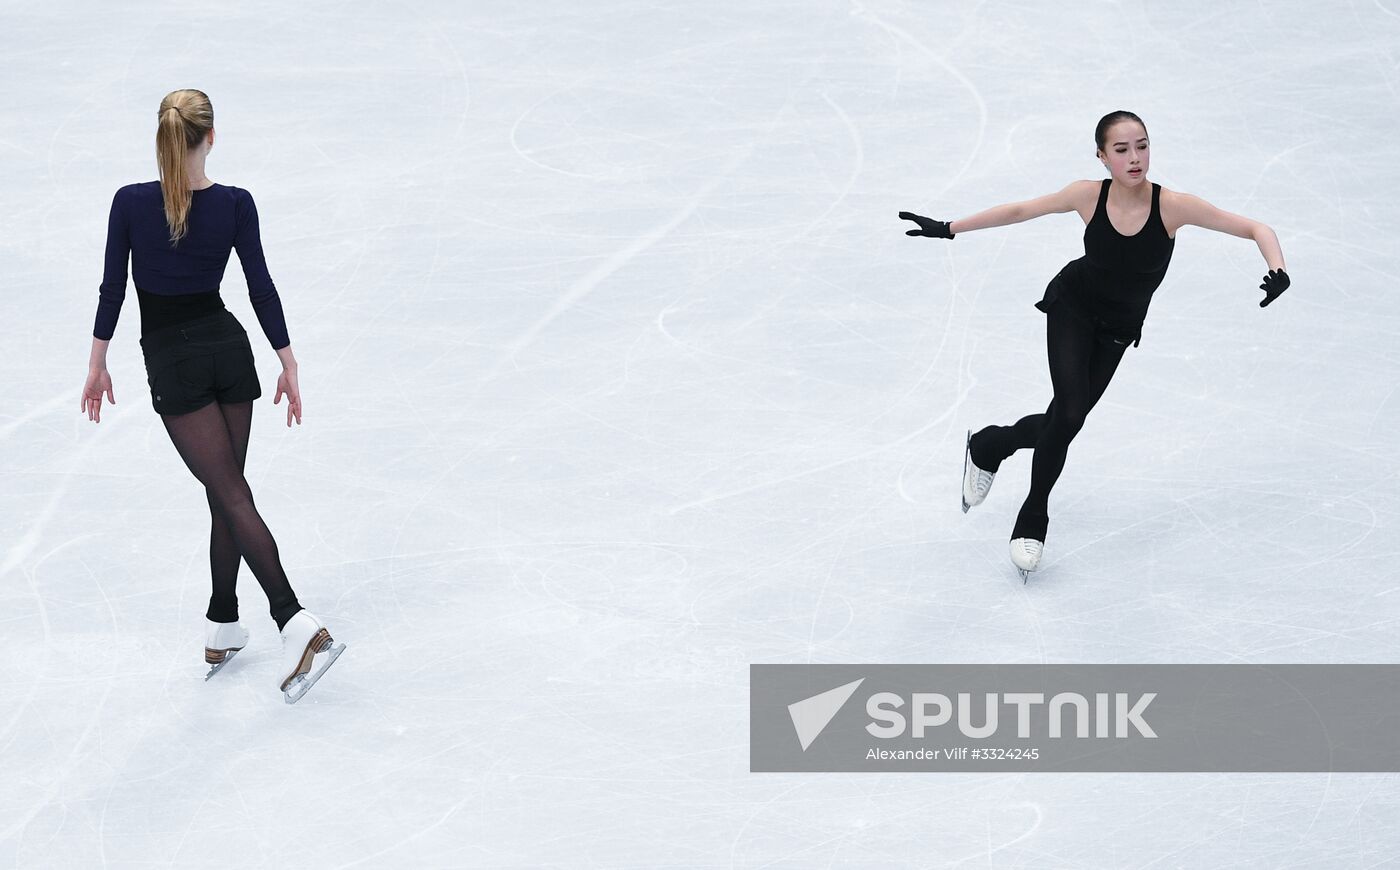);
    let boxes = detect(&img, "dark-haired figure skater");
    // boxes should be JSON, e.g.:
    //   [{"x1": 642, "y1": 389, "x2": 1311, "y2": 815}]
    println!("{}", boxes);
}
[
  {"x1": 900, "y1": 110, "x2": 1290, "y2": 580},
  {"x1": 79, "y1": 89, "x2": 343, "y2": 701}
]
